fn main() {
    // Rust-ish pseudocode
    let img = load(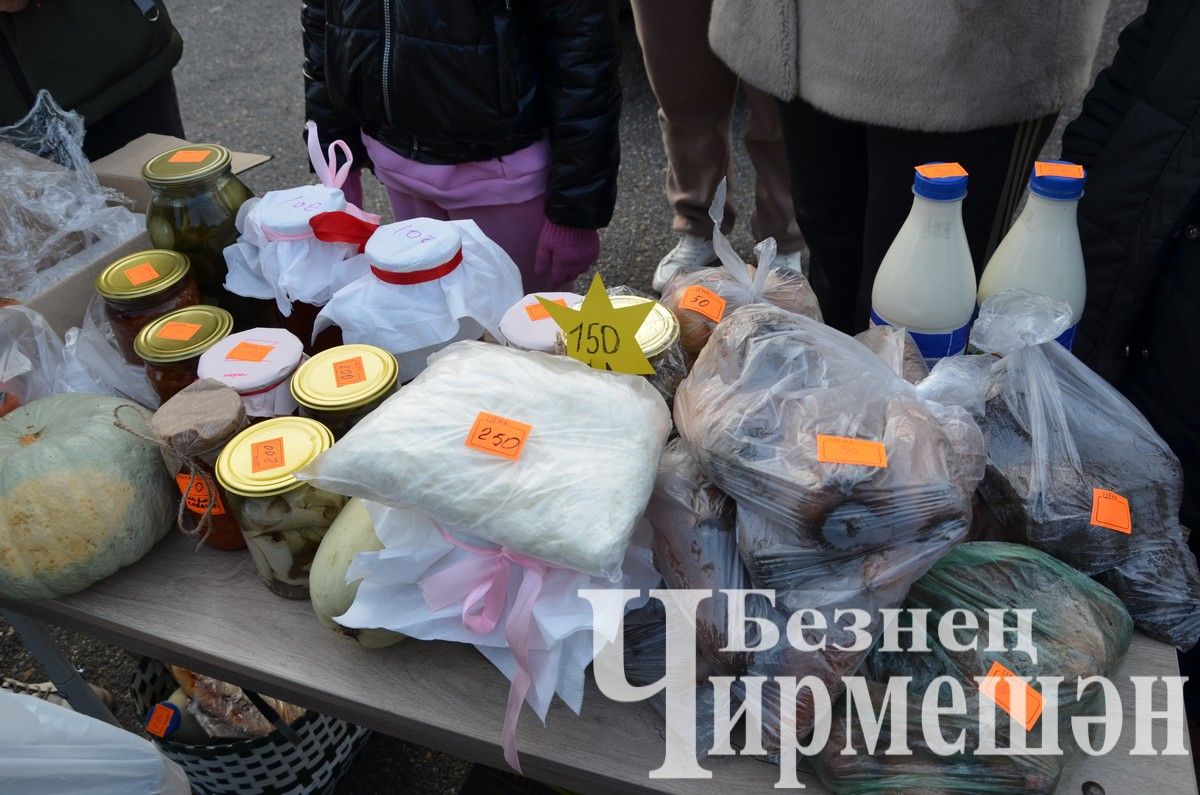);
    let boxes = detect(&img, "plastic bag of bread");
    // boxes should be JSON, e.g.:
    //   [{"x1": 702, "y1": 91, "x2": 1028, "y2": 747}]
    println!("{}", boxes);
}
[
  {"x1": 660, "y1": 181, "x2": 821, "y2": 362},
  {"x1": 966, "y1": 291, "x2": 1200, "y2": 649},
  {"x1": 811, "y1": 542, "x2": 1133, "y2": 794},
  {"x1": 854, "y1": 325, "x2": 929, "y2": 384},
  {"x1": 167, "y1": 666, "x2": 304, "y2": 740}
]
